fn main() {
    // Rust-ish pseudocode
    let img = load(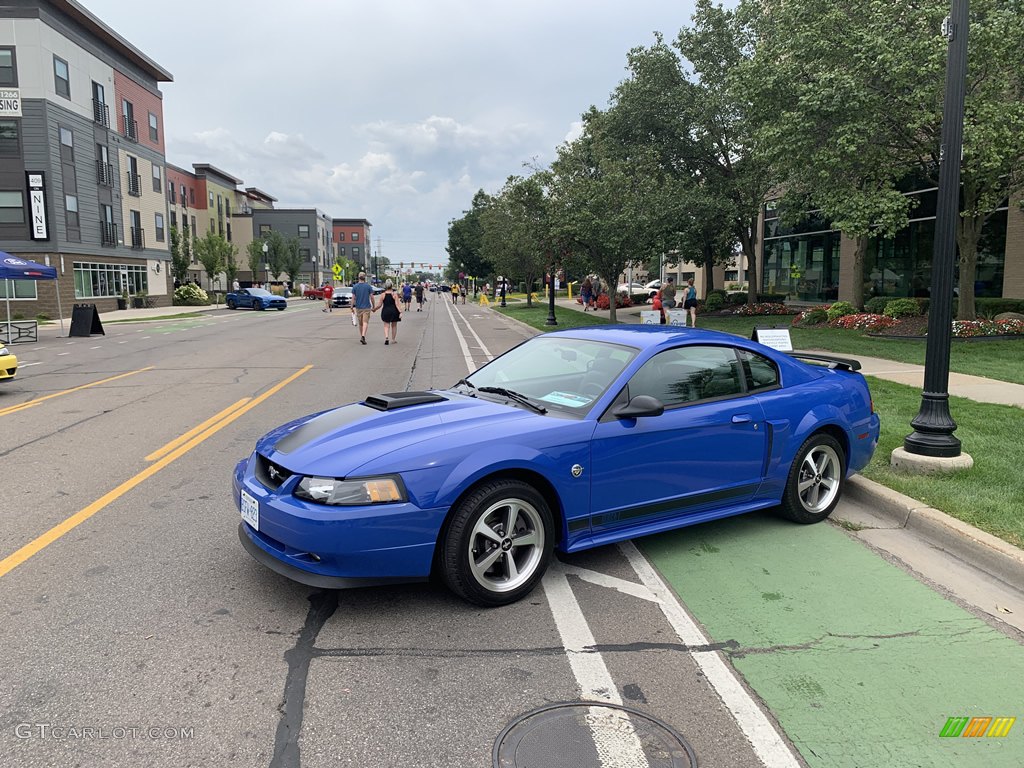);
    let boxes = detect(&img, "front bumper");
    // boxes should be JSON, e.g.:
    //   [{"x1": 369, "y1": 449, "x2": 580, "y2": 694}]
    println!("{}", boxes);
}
[
  {"x1": 0, "y1": 353, "x2": 16, "y2": 381},
  {"x1": 232, "y1": 456, "x2": 446, "y2": 585}
]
